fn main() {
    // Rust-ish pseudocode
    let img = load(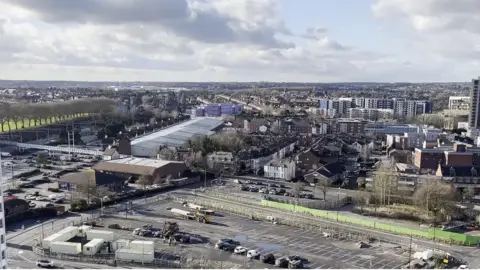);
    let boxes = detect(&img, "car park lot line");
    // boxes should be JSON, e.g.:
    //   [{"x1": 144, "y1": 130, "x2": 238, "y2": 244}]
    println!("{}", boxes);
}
[{"x1": 102, "y1": 200, "x2": 408, "y2": 269}]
